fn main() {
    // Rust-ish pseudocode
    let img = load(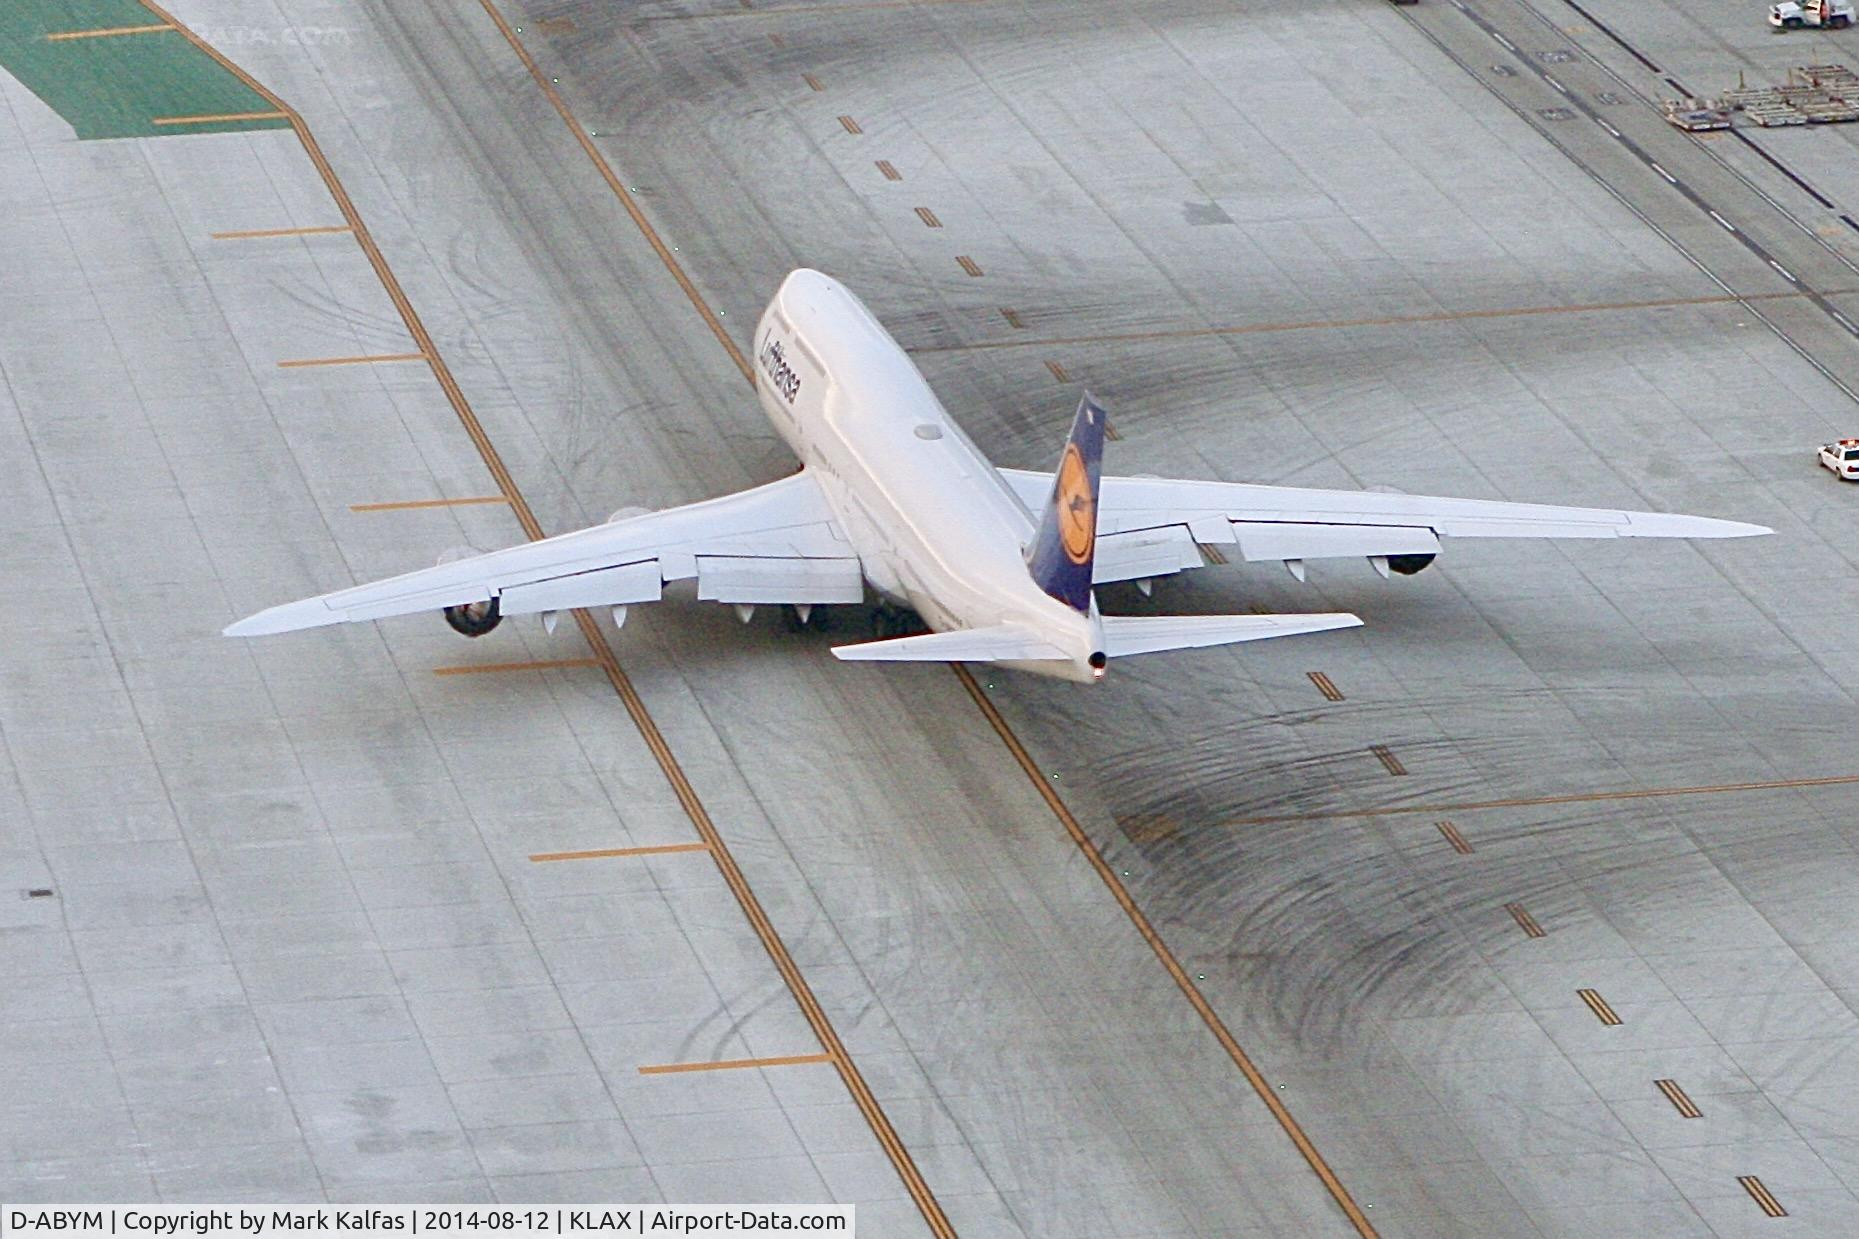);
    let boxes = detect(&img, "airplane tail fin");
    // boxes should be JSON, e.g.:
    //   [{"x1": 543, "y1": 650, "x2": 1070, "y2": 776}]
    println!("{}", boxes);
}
[{"x1": 1025, "y1": 393, "x2": 1106, "y2": 613}]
